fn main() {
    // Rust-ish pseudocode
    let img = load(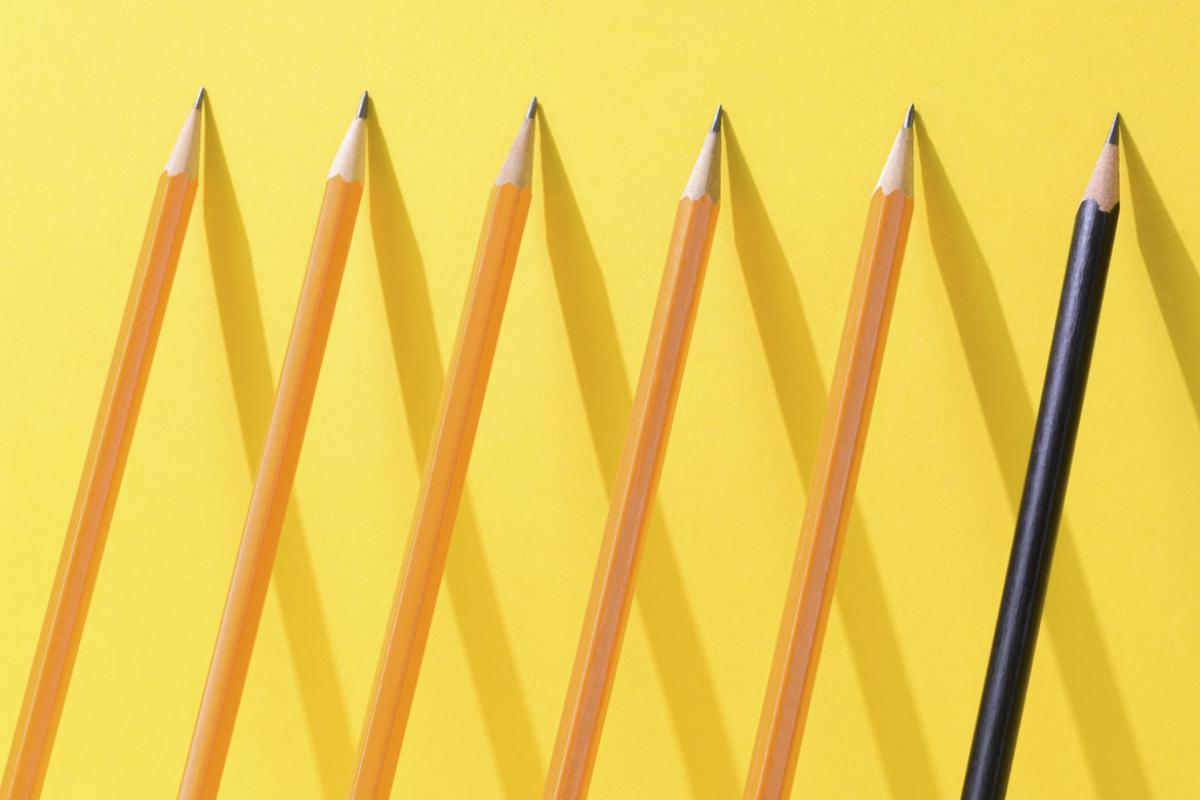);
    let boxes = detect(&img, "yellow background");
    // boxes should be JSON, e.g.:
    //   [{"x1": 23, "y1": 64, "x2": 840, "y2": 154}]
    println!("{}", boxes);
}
[{"x1": 1, "y1": 1, "x2": 1197, "y2": 797}]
